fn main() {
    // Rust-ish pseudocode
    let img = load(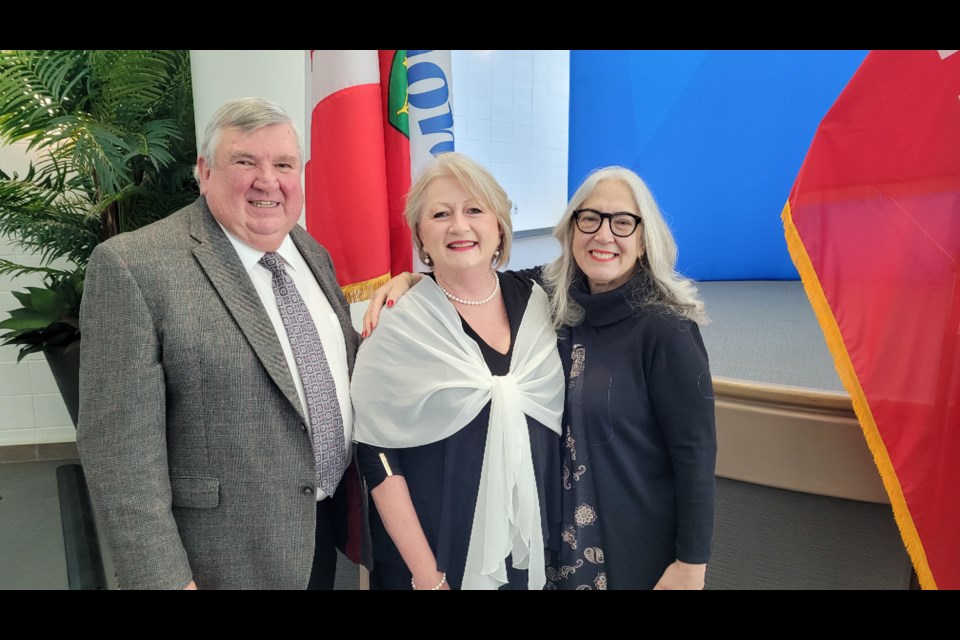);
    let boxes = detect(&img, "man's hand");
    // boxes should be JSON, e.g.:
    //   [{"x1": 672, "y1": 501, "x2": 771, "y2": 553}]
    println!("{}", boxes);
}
[{"x1": 361, "y1": 273, "x2": 422, "y2": 337}]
